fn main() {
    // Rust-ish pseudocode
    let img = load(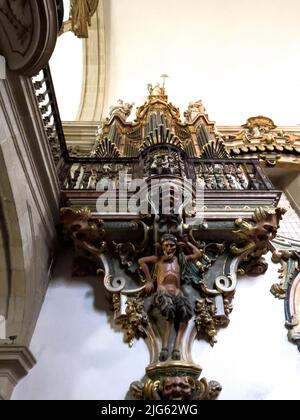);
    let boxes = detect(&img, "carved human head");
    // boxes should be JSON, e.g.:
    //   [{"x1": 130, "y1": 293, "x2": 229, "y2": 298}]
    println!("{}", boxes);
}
[
  {"x1": 161, "y1": 234, "x2": 177, "y2": 259},
  {"x1": 253, "y1": 207, "x2": 286, "y2": 247},
  {"x1": 161, "y1": 376, "x2": 195, "y2": 400}
]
